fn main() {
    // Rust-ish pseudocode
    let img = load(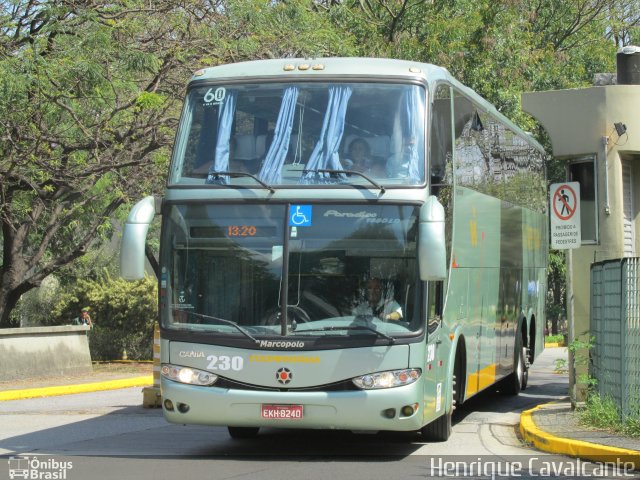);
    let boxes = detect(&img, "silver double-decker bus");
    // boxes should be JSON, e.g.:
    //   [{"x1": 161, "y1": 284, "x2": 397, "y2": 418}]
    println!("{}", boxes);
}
[{"x1": 121, "y1": 58, "x2": 547, "y2": 441}]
